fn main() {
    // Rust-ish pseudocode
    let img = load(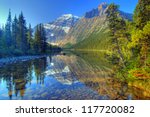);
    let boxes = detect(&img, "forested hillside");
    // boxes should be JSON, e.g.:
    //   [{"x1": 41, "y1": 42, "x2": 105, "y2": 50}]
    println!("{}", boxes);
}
[
  {"x1": 105, "y1": 0, "x2": 150, "y2": 83},
  {"x1": 0, "y1": 10, "x2": 60, "y2": 57}
]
